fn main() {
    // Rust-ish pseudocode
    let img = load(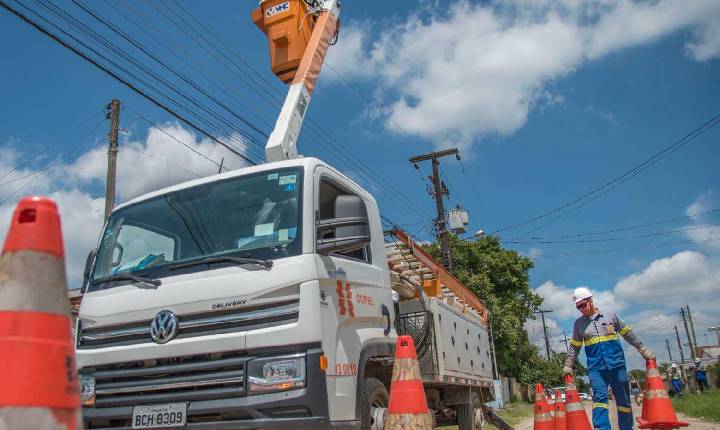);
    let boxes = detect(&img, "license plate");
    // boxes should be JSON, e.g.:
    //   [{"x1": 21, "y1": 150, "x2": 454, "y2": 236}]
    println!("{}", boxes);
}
[{"x1": 132, "y1": 403, "x2": 186, "y2": 429}]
